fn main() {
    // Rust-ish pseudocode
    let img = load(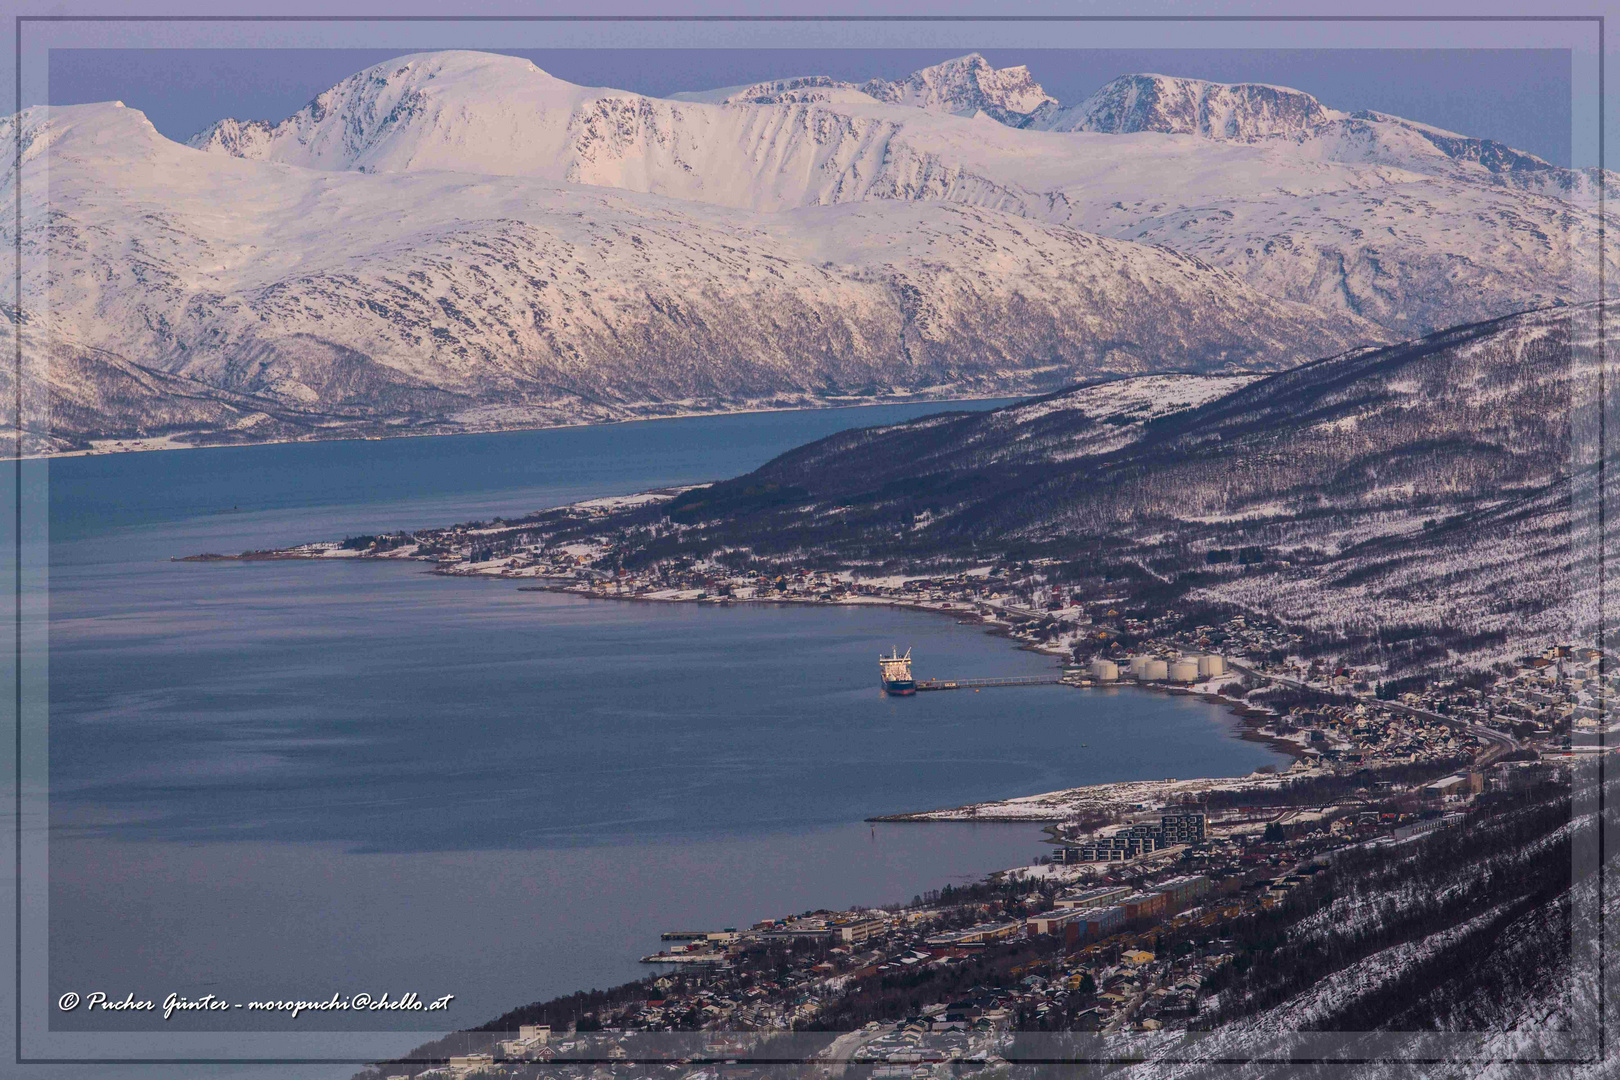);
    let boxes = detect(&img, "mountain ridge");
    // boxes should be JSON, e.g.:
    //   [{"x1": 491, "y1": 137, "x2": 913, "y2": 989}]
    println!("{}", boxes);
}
[
  {"x1": 181, "y1": 51, "x2": 1615, "y2": 338},
  {"x1": 11, "y1": 50, "x2": 1614, "y2": 450},
  {"x1": 190, "y1": 52, "x2": 1599, "y2": 198},
  {"x1": 575, "y1": 301, "x2": 1601, "y2": 669},
  {"x1": 11, "y1": 98, "x2": 1385, "y2": 452}
]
